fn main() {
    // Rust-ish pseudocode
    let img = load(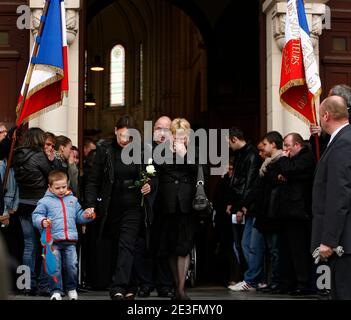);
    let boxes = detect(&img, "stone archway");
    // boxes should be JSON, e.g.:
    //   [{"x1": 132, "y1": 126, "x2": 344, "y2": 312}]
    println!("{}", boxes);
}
[{"x1": 84, "y1": 0, "x2": 209, "y2": 139}]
